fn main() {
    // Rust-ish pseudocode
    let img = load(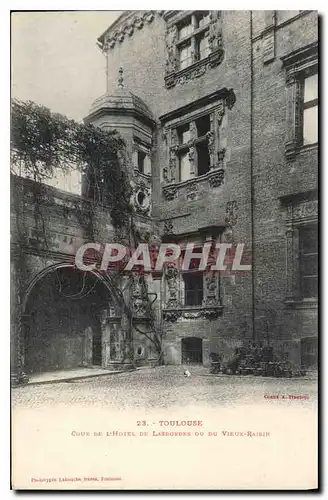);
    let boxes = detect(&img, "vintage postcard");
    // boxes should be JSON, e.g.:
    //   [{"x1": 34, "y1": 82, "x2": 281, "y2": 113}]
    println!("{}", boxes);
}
[{"x1": 10, "y1": 9, "x2": 318, "y2": 490}]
